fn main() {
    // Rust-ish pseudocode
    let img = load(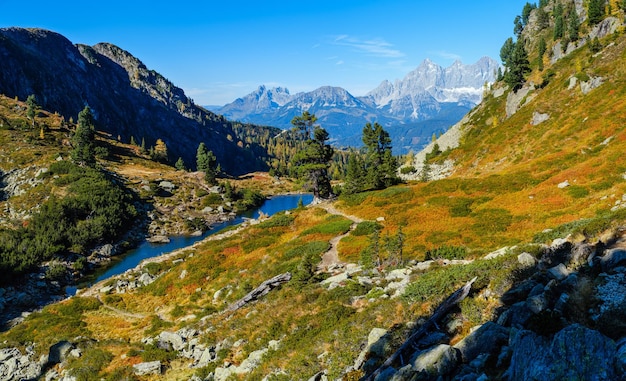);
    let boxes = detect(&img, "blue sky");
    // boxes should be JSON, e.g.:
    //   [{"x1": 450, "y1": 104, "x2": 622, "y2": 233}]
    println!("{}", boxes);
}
[{"x1": 1, "y1": 1, "x2": 528, "y2": 105}]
